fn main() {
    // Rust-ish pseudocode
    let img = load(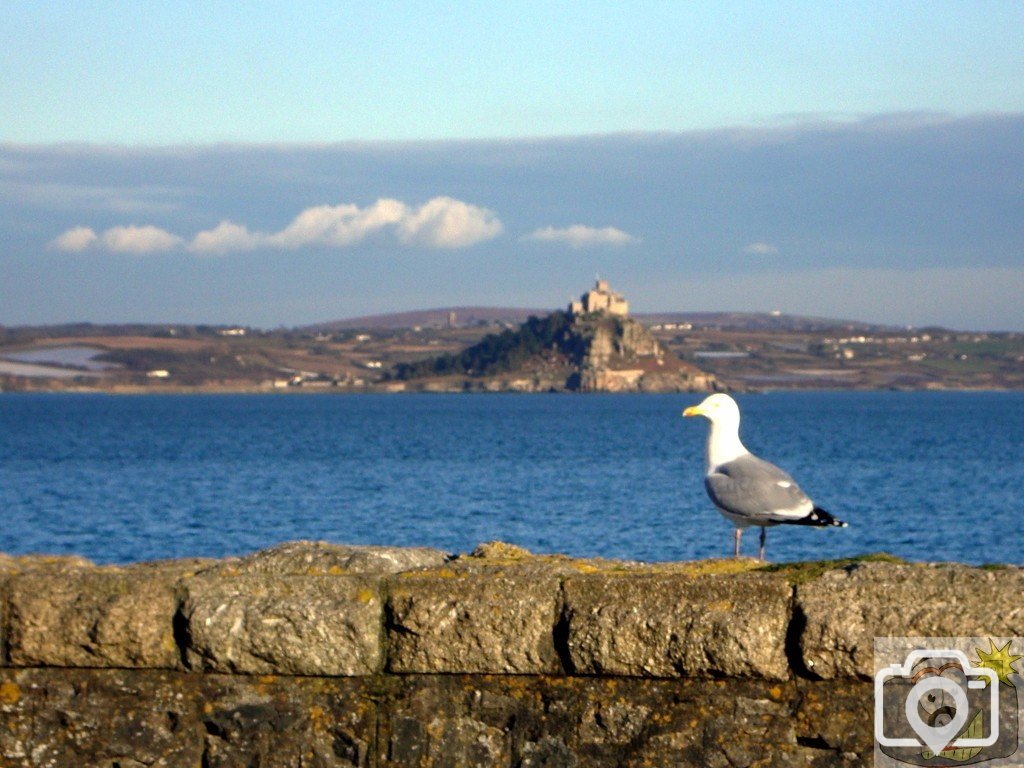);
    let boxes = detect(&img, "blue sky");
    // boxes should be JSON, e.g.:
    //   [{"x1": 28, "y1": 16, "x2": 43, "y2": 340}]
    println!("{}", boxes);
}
[
  {"x1": 4, "y1": 2, "x2": 1021, "y2": 143},
  {"x1": 2, "y1": 2, "x2": 1023, "y2": 329}
]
